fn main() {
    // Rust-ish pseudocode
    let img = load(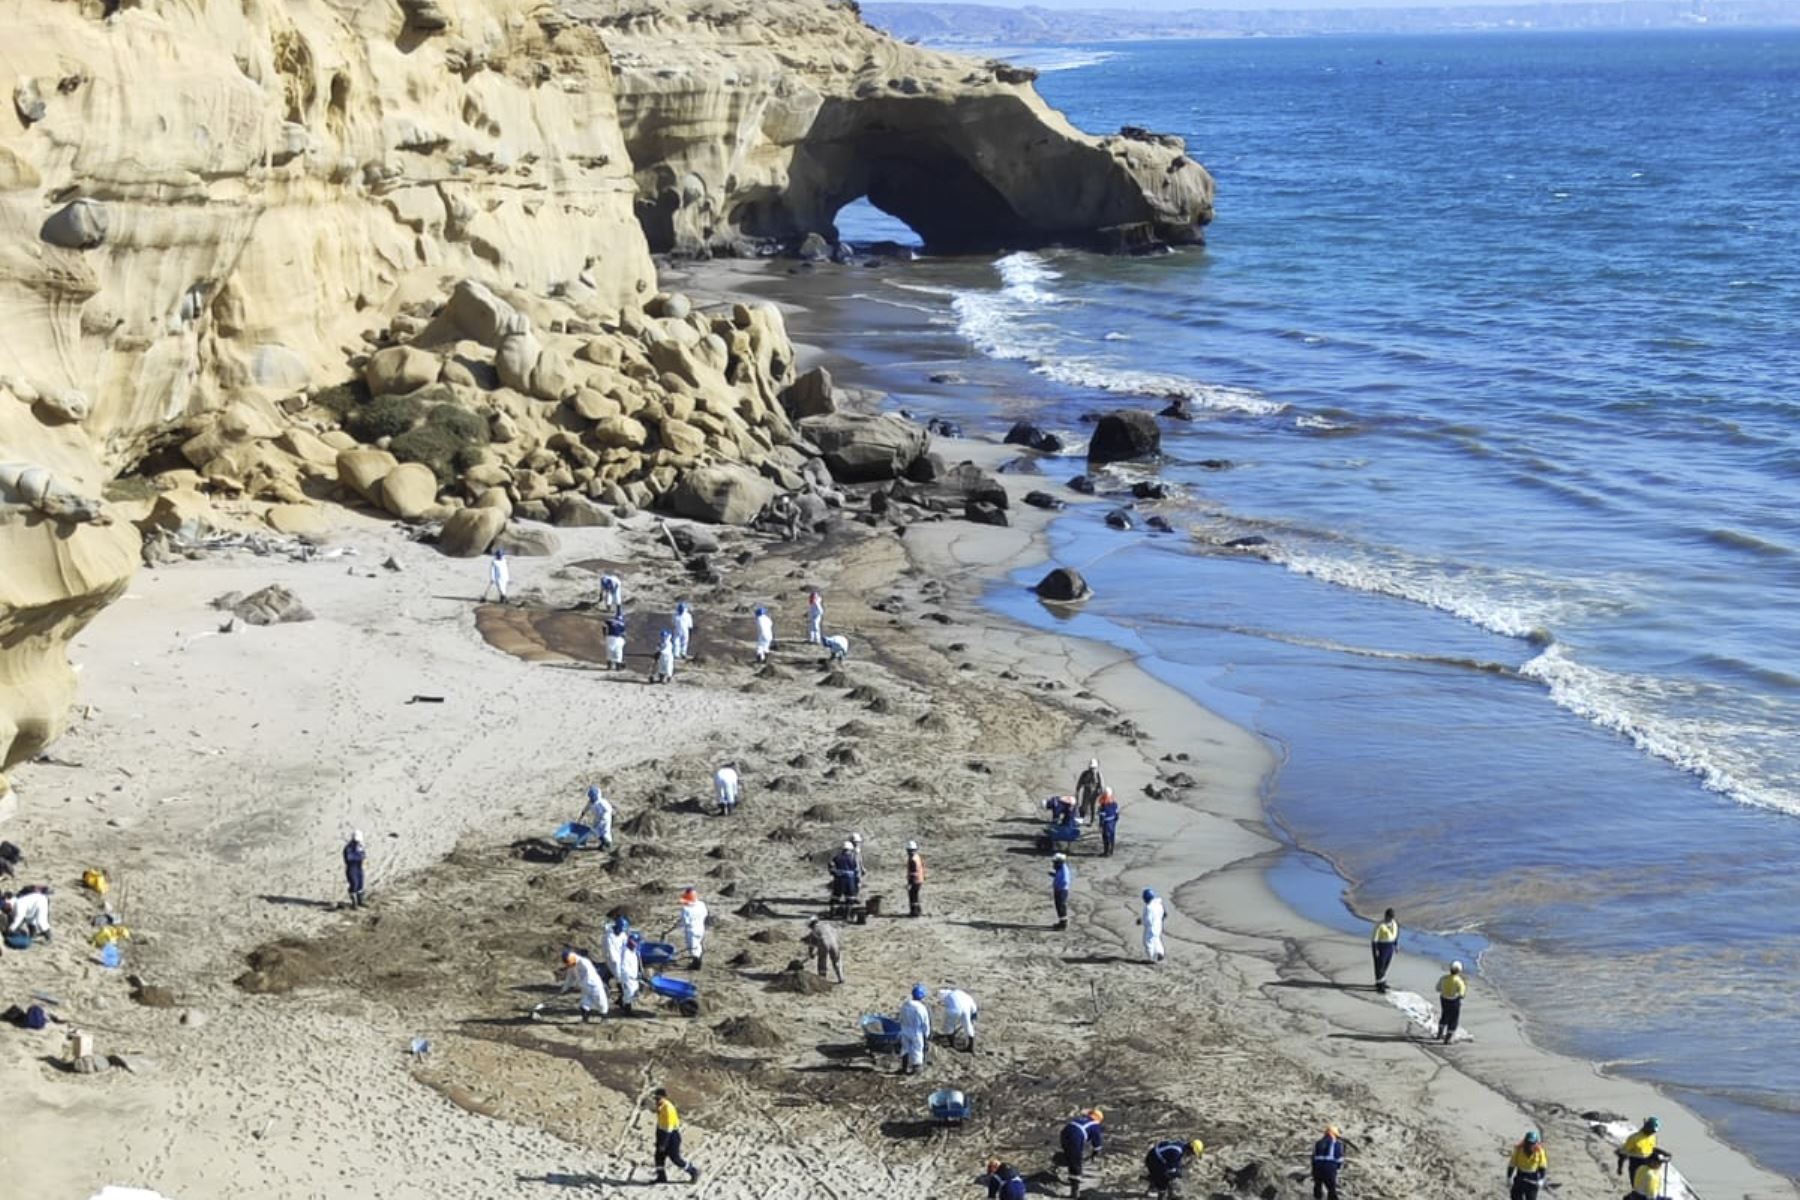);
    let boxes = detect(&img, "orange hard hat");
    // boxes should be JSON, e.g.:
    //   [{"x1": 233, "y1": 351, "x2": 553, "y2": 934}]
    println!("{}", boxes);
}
[
  {"x1": 1088, "y1": 1108, "x2": 1104, "y2": 1123},
  {"x1": 563, "y1": 950, "x2": 578, "y2": 965},
  {"x1": 681, "y1": 888, "x2": 698, "y2": 902}
]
